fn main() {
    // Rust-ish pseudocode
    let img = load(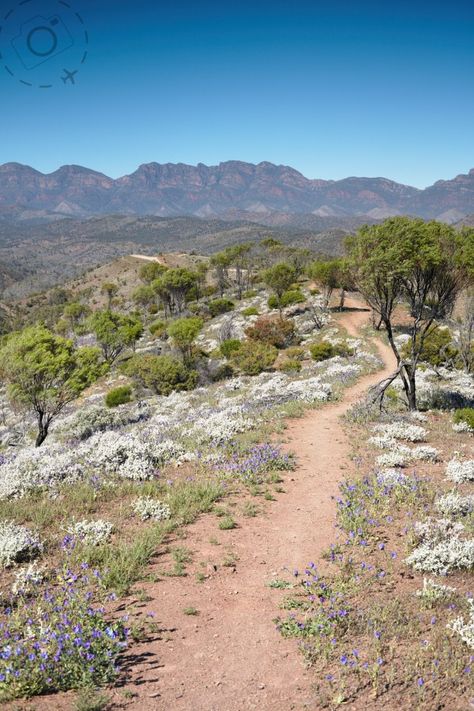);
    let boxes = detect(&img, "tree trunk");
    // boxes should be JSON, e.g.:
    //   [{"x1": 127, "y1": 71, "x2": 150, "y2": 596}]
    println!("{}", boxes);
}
[
  {"x1": 402, "y1": 365, "x2": 417, "y2": 410},
  {"x1": 339, "y1": 288, "x2": 345, "y2": 311},
  {"x1": 36, "y1": 413, "x2": 49, "y2": 447}
]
